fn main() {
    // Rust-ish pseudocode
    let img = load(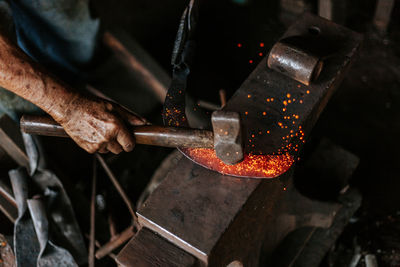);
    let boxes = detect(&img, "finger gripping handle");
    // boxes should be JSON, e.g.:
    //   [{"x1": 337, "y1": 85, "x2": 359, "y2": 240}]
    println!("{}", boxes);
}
[{"x1": 20, "y1": 115, "x2": 215, "y2": 149}]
